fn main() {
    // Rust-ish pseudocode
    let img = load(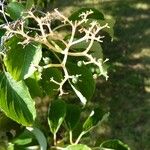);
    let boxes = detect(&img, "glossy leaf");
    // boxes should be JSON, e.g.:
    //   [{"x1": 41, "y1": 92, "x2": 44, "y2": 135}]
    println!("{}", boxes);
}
[
  {"x1": 4, "y1": 36, "x2": 42, "y2": 81},
  {"x1": 69, "y1": 8, "x2": 104, "y2": 21},
  {"x1": 48, "y1": 99, "x2": 66, "y2": 134},
  {"x1": 100, "y1": 139, "x2": 130, "y2": 150},
  {"x1": 65, "y1": 104, "x2": 81, "y2": 130},
  {"x1": 6, "y1": 2, "x2": 25, "y2": 20},
  {"x1": 0, "y1": 72, "x2": 36, "y2": 126},
  {"x1": 41, "y1": 68, "x2": 63, "y2": 96},
  {"x1": 83, "y1": 108, "x2": 109, "y2": 132},
  {"x1": 27, "y1": 127, "x2": 47, "y2": 150},
  {"x1": 67, "y1": 62, "x2": 95, "y2": 102},
  {"x1": 64, "y1": 144, "x2": 91, "y2": 150}
]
